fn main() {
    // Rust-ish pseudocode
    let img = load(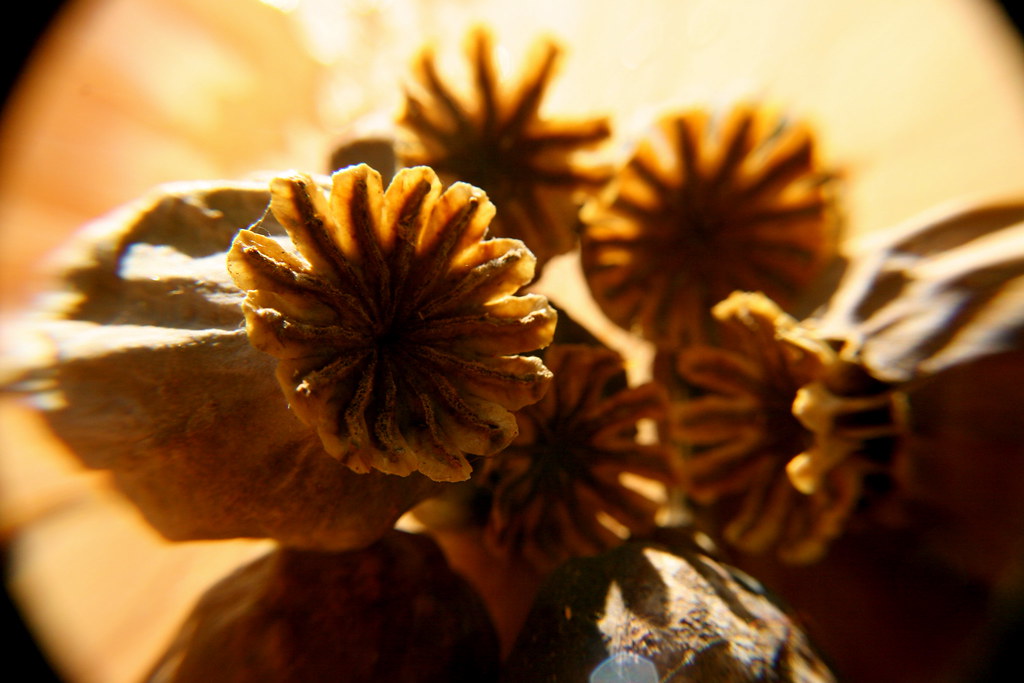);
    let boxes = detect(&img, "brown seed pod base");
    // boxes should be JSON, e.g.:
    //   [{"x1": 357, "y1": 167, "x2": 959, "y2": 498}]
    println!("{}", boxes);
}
[
  {"x1": 146, "y1": 531, "x2": 499, "y2": 683},
  {"x1": 501, "y1": 537, "x2": 836, "y2": 682}
]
